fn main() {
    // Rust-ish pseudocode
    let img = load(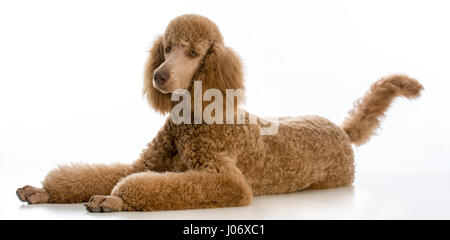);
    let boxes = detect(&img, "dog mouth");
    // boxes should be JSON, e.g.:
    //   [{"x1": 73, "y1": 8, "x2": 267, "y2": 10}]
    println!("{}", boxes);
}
[
  {"x1": 154, "y1": 85, "x2": 189, "y2": 95},
  {"x1": 153, "y1": 81, "x2": 171, "y2": 94},
  {"x1": 153, "y1": 80, "x2": 191, "y2": 95}
]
